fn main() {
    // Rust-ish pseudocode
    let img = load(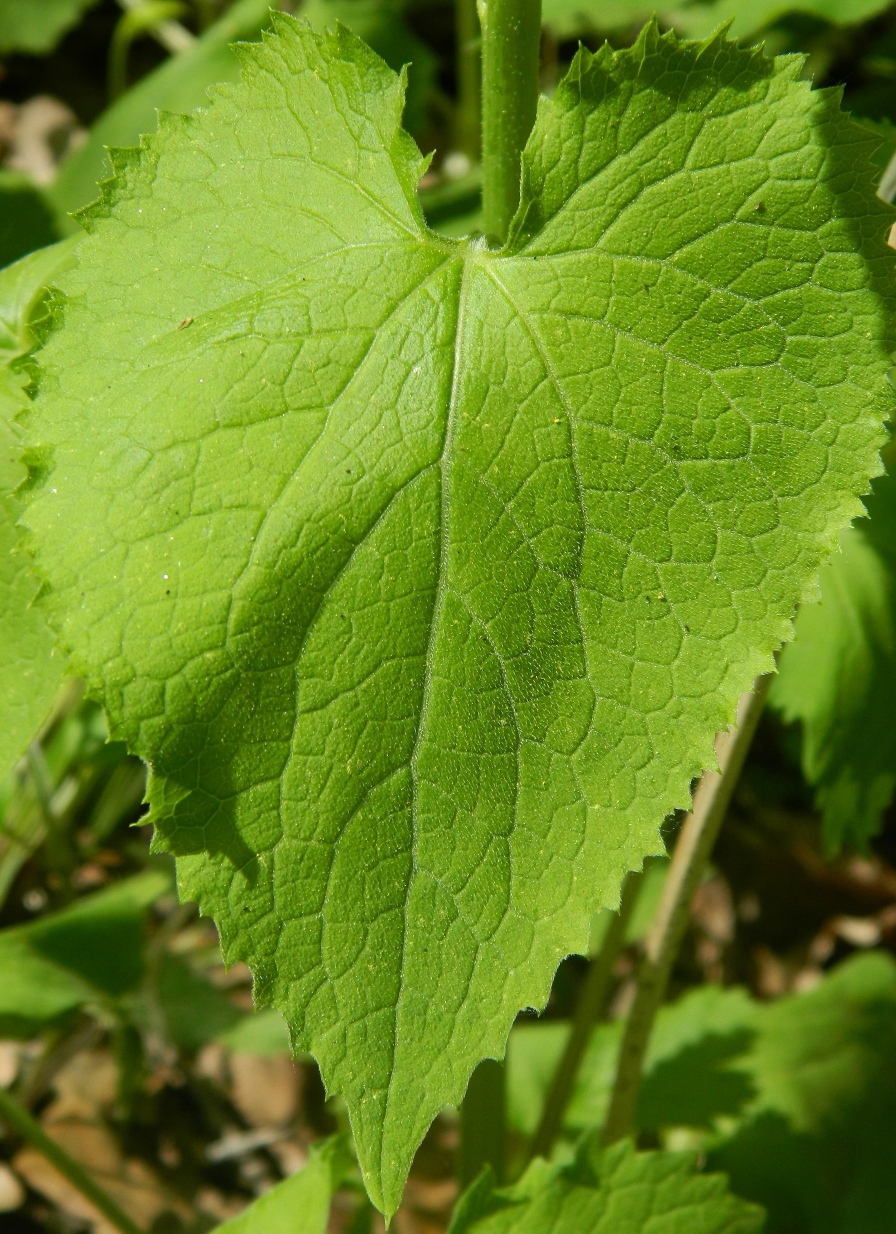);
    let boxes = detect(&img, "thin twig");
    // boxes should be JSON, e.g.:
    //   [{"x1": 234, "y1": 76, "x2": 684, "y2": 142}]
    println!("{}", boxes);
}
[
  {"x1": 601, "y1": 674, "x2": 772, "y2": 1146},
  {"x1": 116, "y1": 0, "x2": 195, "y2": 55},
  {"x1": 0, "y1": 1086, "x2": 145, "y2": 1234},
  {"x1": 528, "y1": 868, "x2": 643, "y2": 1162}
]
